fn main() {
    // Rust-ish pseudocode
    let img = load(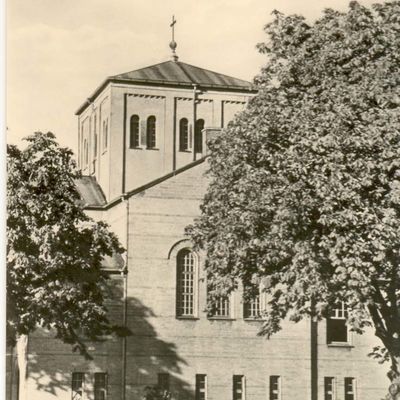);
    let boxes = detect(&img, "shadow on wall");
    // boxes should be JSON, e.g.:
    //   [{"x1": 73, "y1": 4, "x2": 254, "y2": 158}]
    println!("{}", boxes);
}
[
  {"x1": 125, "y1": 296, "x2": 194, "y2": 400},
  {"x1": 7, "y1": 278, "x2": 193, "y2": 400}
]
